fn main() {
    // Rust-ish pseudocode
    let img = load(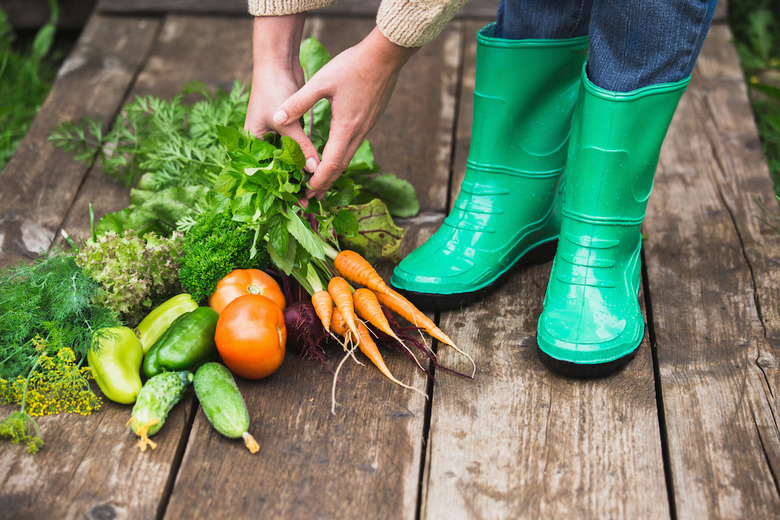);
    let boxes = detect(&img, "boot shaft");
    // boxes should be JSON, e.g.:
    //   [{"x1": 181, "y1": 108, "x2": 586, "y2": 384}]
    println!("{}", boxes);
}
[
  {"x1": 470, "y1": 24, "x2": 588, "y2": 176},
  {"x1": 563, "y1": 70, "x2": 689, "y2": 224}
]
